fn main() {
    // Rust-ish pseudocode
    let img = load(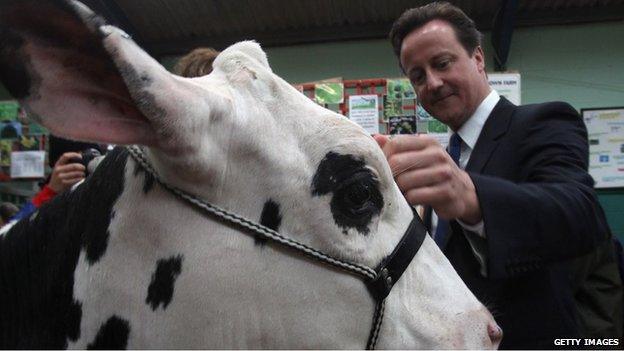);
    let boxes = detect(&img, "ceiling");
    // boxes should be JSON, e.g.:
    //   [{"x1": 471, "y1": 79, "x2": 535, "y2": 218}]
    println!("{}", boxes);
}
[{"x1": 72, "y1": 0, "x2": 624, "y2": 59}]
